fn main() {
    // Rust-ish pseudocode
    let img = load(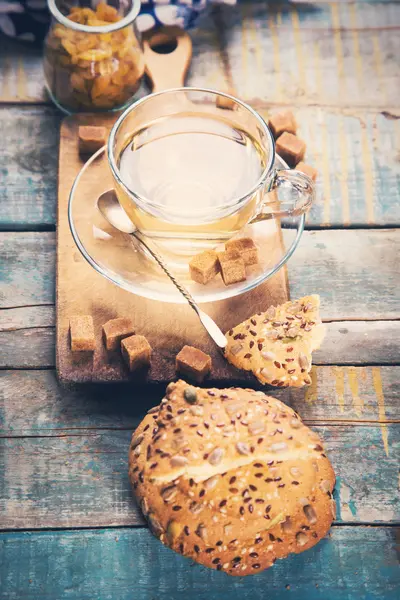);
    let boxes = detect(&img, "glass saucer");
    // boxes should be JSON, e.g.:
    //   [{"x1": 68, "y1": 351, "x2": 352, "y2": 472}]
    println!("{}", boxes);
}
[{"x1": 68, "y1": 148, "x2": 305, "y2": 304}]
